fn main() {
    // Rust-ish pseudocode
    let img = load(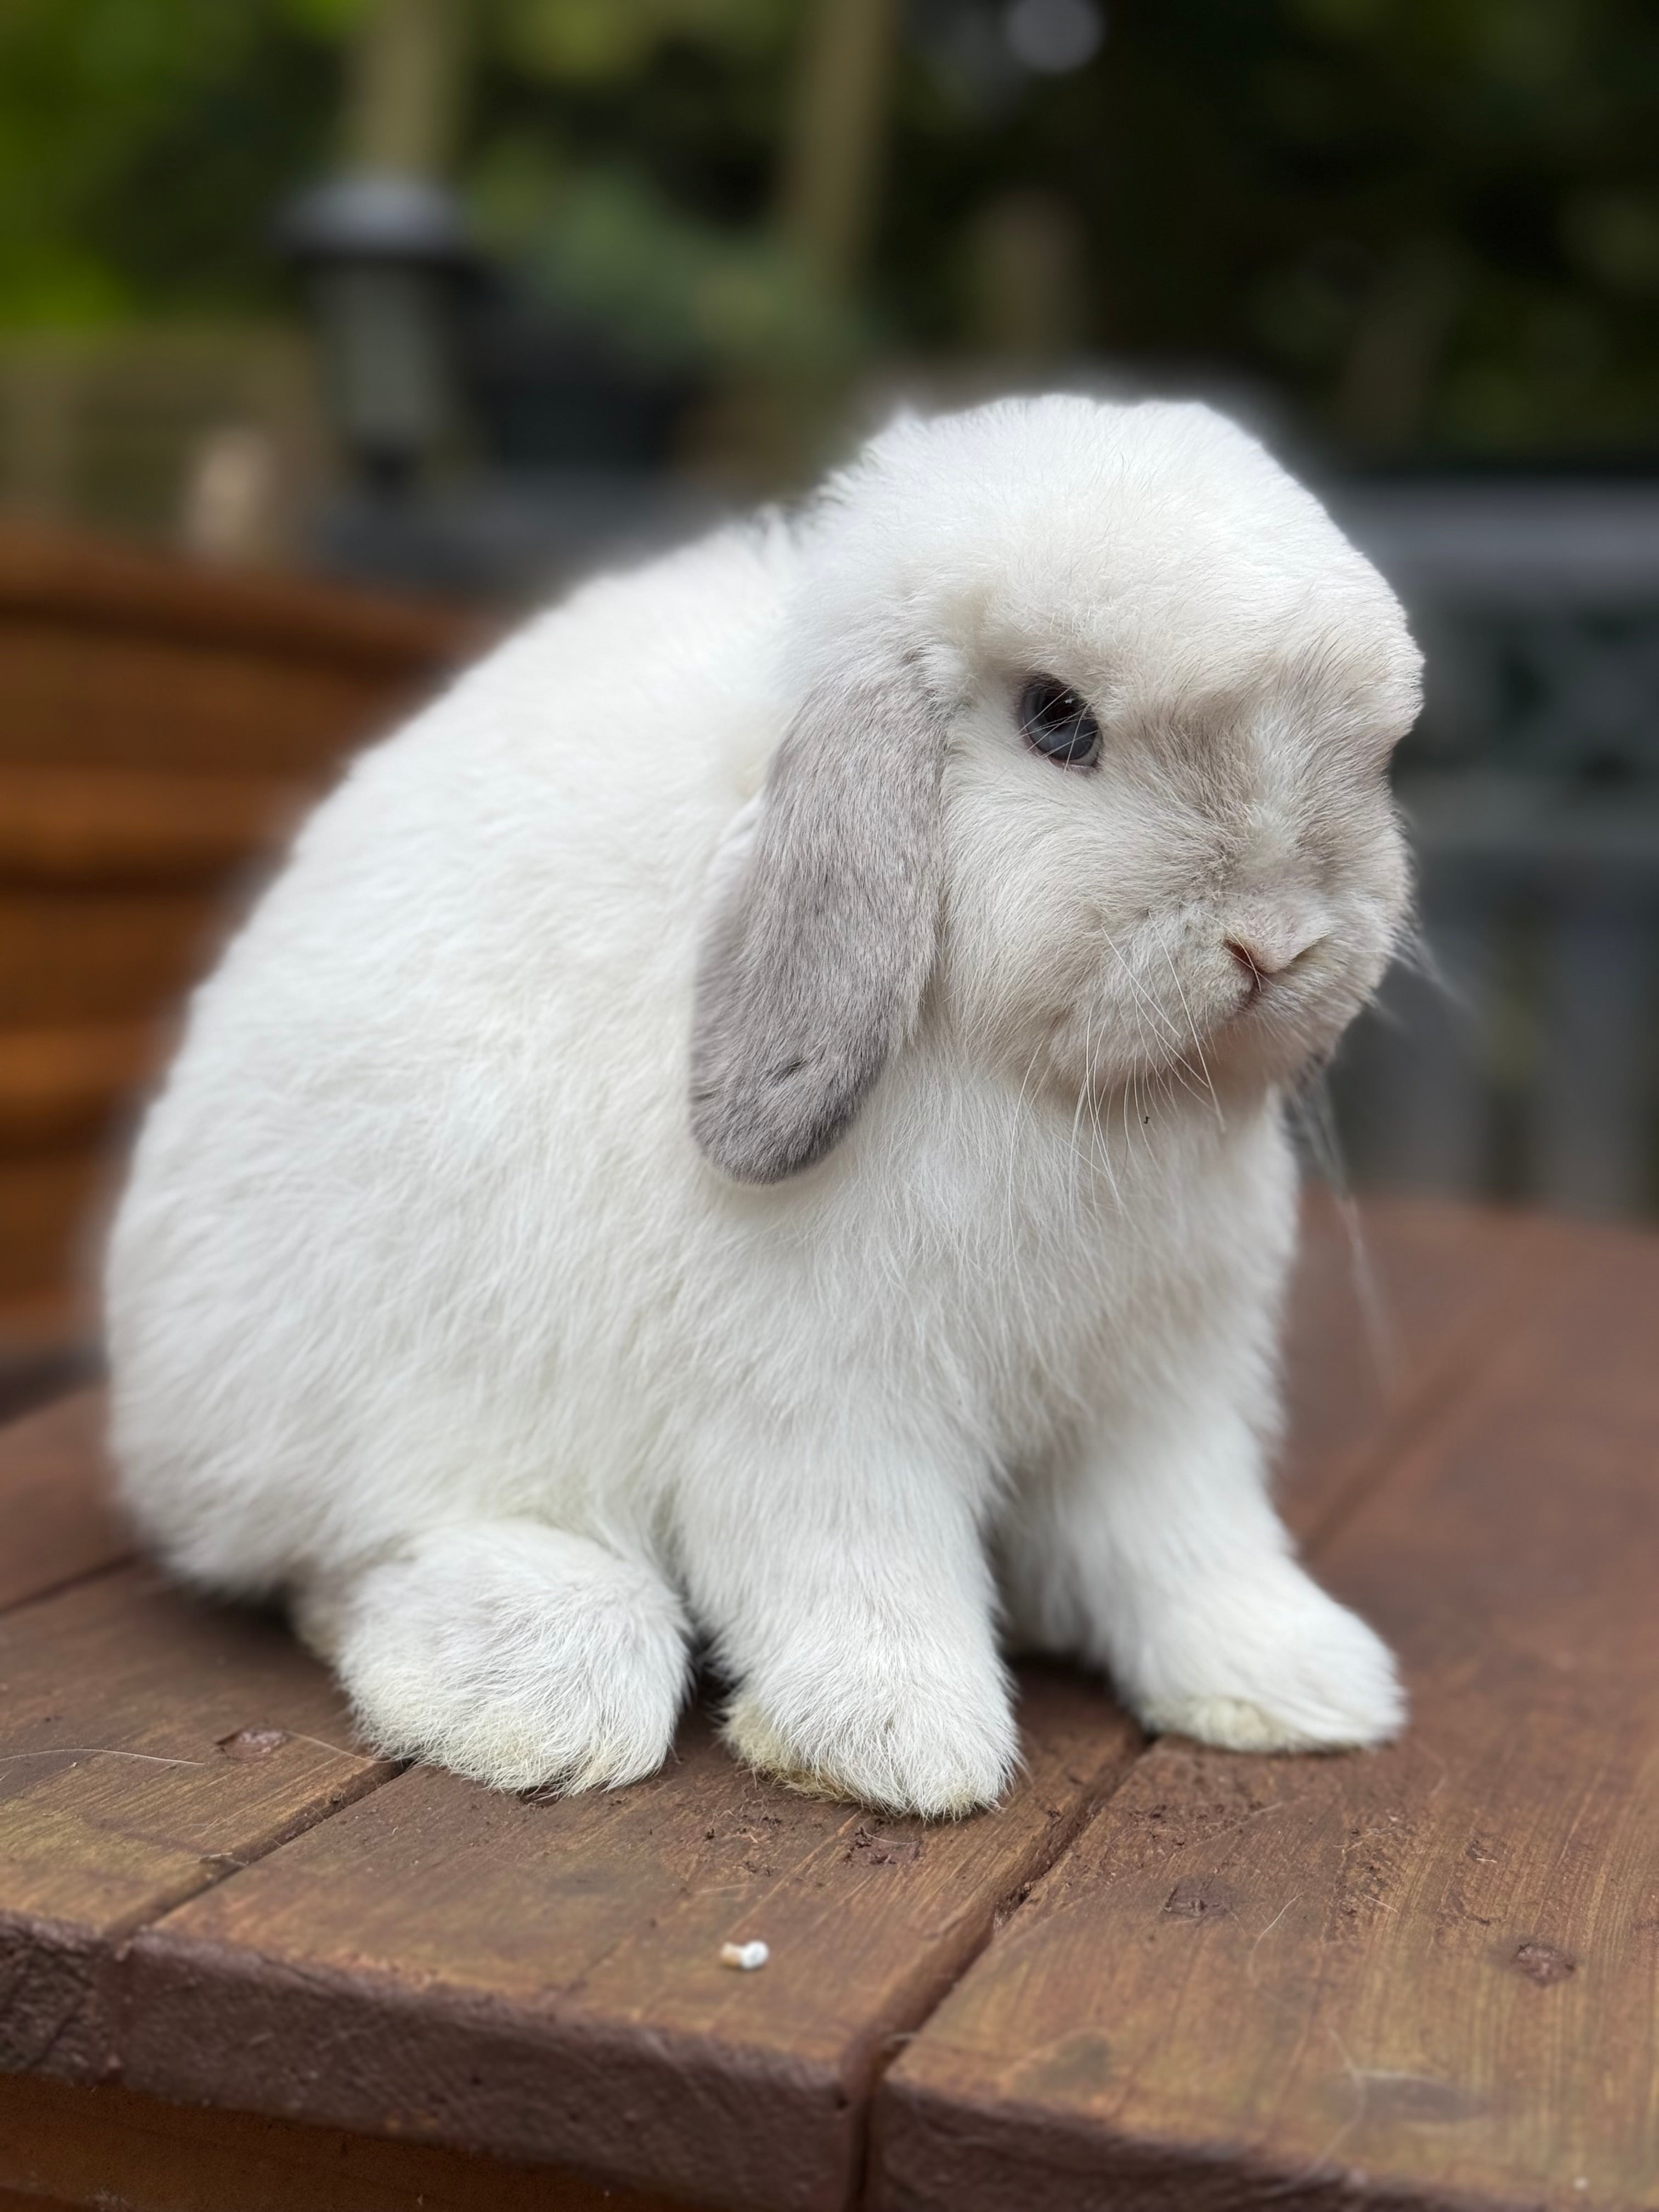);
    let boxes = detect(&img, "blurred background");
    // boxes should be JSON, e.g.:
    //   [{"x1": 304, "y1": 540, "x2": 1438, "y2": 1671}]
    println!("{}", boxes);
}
[{"x1": 2, "y1": 0, "x2": 1657, "y2": 1409}]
